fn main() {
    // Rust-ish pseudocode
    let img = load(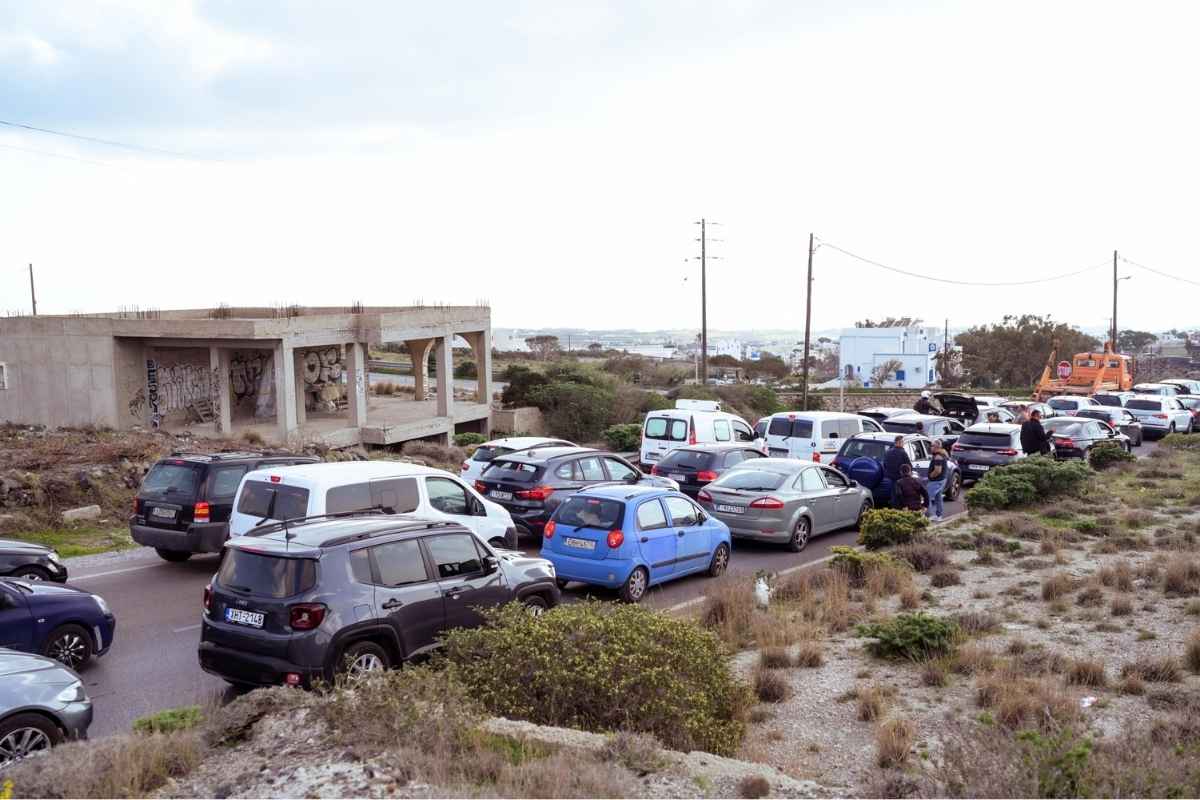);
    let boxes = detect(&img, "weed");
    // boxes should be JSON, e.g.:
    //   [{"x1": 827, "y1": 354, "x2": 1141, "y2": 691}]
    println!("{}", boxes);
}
[
  {"x1": 893, "y1": 540, "x2": 951, "y2": 572},
  {"x1": 955, "y1": 610, "x2": 1001, "y2": 636},
  {"x1": 1066, "y1": 658, "x2": 1108, "y2": 687},
  {"x1": 1163, "y1": 560, "x2": 1200, "y2": 596},
  {"x1": 1185, "y1": 630, "x2": 1200, "y2": 674},
  {"x1": 1121, "y1": 656, "x2": 1182, "y2": 683},
  {"x1": 1075, "y1": 583, "x2": 1105, "y2": 607},
  {"x1": 759, "y1": 647, "x2": 794, "y2": 669},
  {"x1": 132, "y1": 706, "x2": 203, "y2": 735},
  {"x1": 601, "y1": 731, "x2": 666, "y2": 776},
  {"x1": 795, "y1": 641, "x2": 824, "y2": 668},
  {"x1": 875, "y1": 718, "x2": 915, "y2": 768},
  {"x1": 857, "y1": 684, "x2": 888, "y2": 721},
  {"x1": 922, "y1": 660, "x2": 949, "y2": 687},
  {"x1": 1187, "y1": 600, "x2": 1200, "y2": 616},
  {"x1": 754, "y1": 668, "x2": 791, "y2": 703},
  {"x1": 738, "y1": 775, "x2": 771, "y2": 799},
  {"x1": 930, "y1": 568, "x2": 961, "y2": 588},
  {"x1": 1118, "y1": 674, "x2": 1146, "y2": 695},
  {"x1": 1041, "y1": 573, "x2": 1073, "y2": 601},
  {"x1": 1110, "y1": 594, "x2": 1133, "y2": 616},
  {"x1": 899, "y1": 586, "x2": 921, "y2": 609}
]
